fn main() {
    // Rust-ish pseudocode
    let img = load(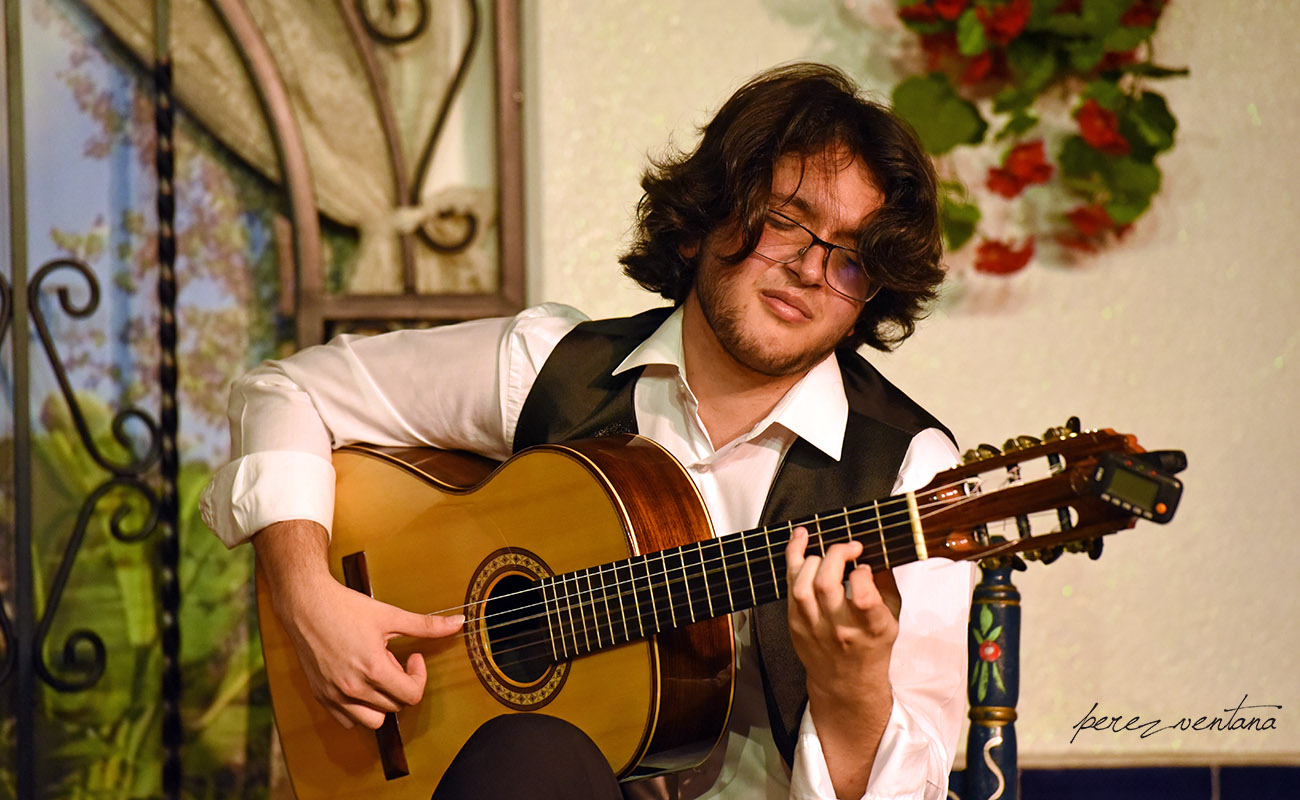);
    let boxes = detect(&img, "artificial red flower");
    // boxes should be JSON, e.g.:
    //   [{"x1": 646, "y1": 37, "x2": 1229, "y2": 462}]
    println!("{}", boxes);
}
[
  {"x1": 1075, "y1": 98, "x2": 1131, "y2": 155},
  {"x1": 976, "y1": 0, "x2": 1032, "y2": 46},
  {"x1": 1122, "y1": 0, "x2": 1166, "y2": 28},
  {"x1": 1098, "y1": 49, "x2": 1138, "y2": 72},
  {"x1": 934, "y1": 0, "x2": 969, "y2": 21},
  {"x1": 899, "y1": 2, "x2": 939, "y2": 23},
  {"x1": 986, "y1": 140, "x2": 1054, "y2": 198},
  {"x1": 961, "y1": 50, "x2": 995, "y2": 85},
  {"x1": 919, "y1": 31, "x2": 959, "y2": 71},
  {"x1": 979, "y1": 640, "x2": 1002, "y2": 662},
  {"x1": 1005, "y1": 140, "x2": 1054, "y2": 182},
  {"x1": 986, "y1": 167, "x2": 1023, "y2": 198},
  {"x1": 974, "y1": 237, "x2": 1035, "y2": 274},
  {"x1": 1066, "y1": 204, "x2": 1114, "y2": 237}
]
